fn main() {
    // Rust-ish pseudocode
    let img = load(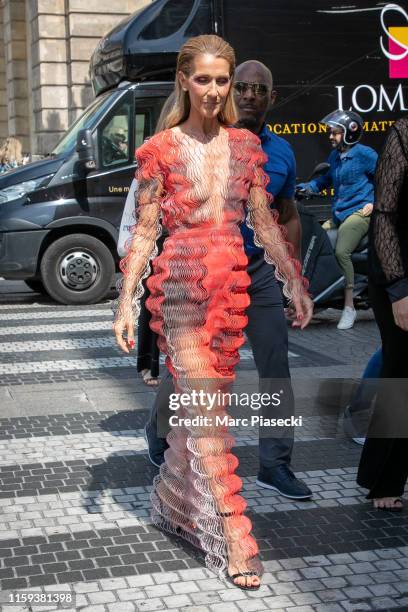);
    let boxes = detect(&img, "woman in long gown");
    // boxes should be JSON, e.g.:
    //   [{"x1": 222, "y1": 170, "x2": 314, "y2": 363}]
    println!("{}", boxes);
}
[
  {"x1": 357, "y1": 118, "x2": 408, "y2": 510},
  {"x1": 114, "y1": 34, "x2": 312, "y2": 590}
]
